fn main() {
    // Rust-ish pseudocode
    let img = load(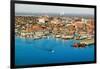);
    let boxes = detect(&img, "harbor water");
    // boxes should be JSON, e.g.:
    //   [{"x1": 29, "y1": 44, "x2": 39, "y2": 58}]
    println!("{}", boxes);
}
[{"x1": 15, "y1": 37, "x2": 94, "y2": 66}]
